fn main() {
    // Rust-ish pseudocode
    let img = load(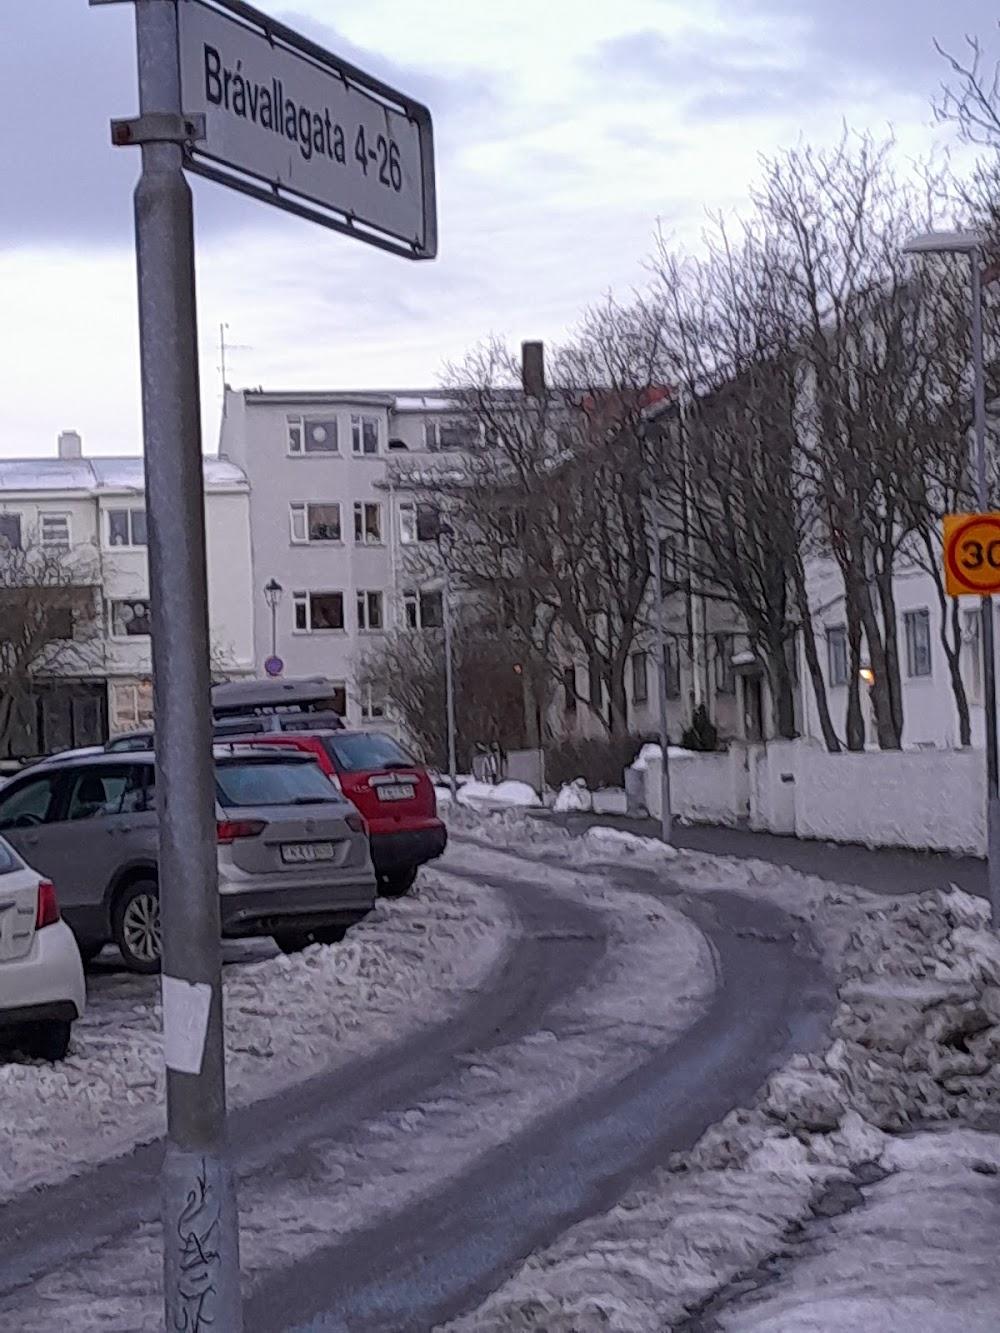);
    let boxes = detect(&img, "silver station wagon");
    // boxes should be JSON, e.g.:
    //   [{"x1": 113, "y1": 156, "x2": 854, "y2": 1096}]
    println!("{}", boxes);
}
[{"x1": 0, "y1": 745, "x2": 377, "y2": 973}]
